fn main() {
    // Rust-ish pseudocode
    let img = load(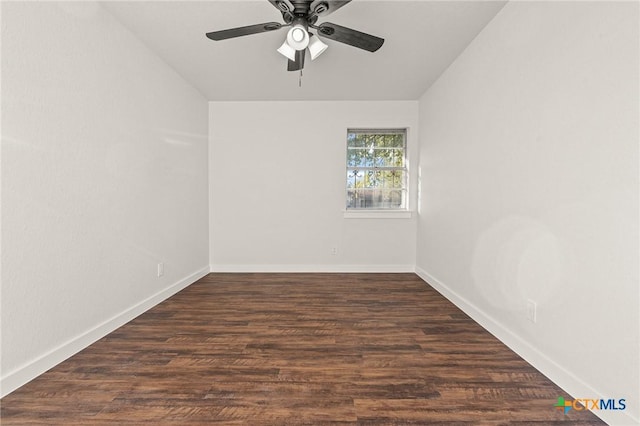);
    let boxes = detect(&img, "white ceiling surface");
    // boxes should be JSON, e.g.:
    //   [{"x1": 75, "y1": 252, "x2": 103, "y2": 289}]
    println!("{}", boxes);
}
[{"x1": 103, "y1": 1, "x2": 507, "y2": 101}]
